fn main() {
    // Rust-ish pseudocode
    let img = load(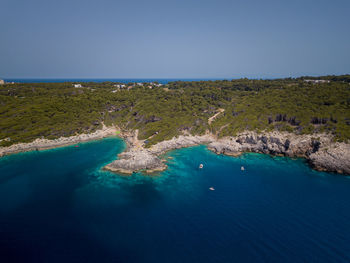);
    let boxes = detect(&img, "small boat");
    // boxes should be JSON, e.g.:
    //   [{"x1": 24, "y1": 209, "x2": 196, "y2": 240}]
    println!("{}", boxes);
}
[
  {"x1": 74, "y1": 145, "x2": 79, "y2": 148},
  {"x1": 199, "y1": 164, "x2": 204, "y2": 169},
  {"x1": 209, "y1": 187, "x2": 215, "y2": 191},
  {"x1": 241, "y1": 166, "x2": 245, "y2": 171}
]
